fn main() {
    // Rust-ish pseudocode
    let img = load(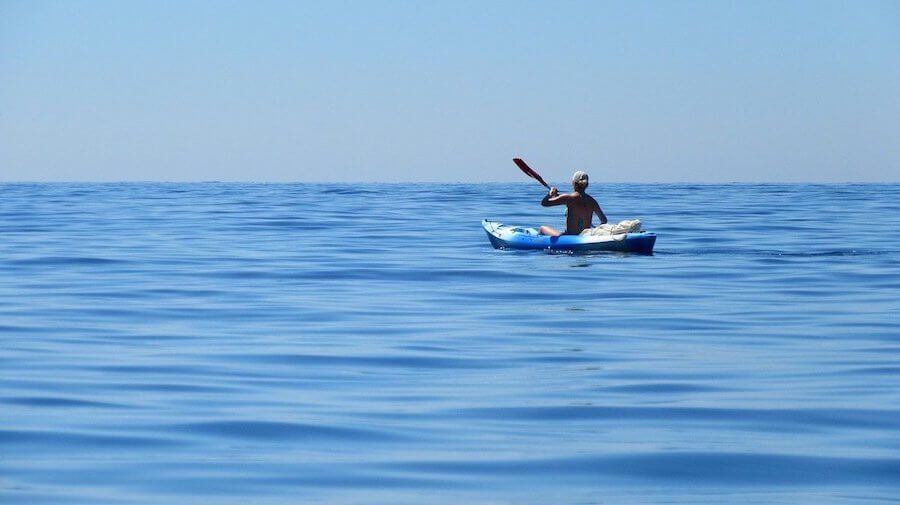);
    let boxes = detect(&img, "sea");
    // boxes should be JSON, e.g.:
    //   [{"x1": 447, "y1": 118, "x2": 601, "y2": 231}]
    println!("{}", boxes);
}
[{"x1": 2, "y1": 182, "x2": 899, "y2": 504}]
